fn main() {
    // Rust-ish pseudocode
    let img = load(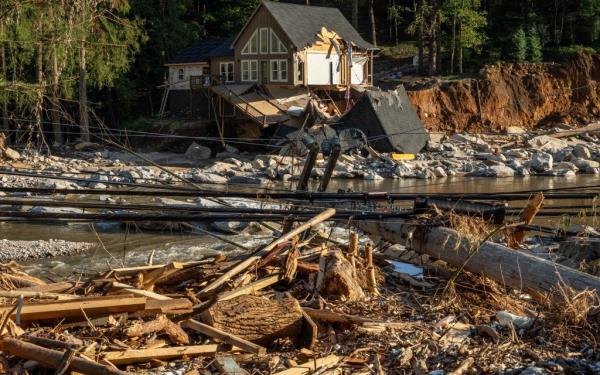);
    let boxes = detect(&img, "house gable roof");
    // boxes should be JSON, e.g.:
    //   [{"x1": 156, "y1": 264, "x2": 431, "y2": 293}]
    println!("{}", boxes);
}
[
  {"x1": 232, "y1": 1, "x2": 374, "y2": 51},
  {"x1": 166, "y1": 37, "x2": 234, "y2": 65}
]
